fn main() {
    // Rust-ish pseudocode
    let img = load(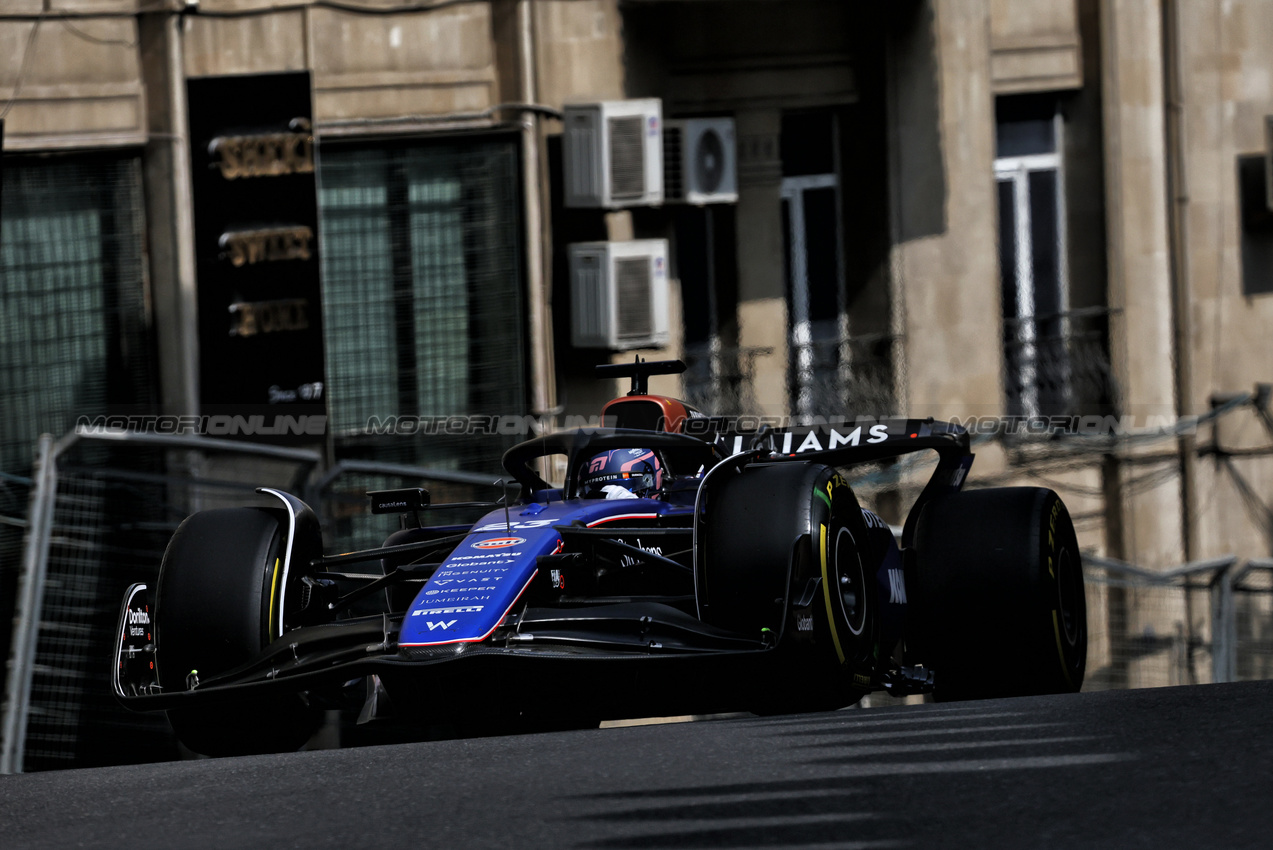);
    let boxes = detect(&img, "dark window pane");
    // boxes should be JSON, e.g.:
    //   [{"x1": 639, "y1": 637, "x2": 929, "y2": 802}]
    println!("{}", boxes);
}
[
  {"x1": 1030, "y1": 169, "x2": 1068, "y2": 413},
  {"x1": 674, "y1": 208, "x2": 711, "y2": 344},
  {"x1": 998, "y1": 178, "x2": 1018, "y2": 321},
  {"x1": 1238, "y1": 153, "x2": 1273, "y2": 296},
  {"x1": 781, "y1": 111, "x2": 836, "y2": 177},
  {"x1": 995, "y1": 95, "x2": 1057, "y2": 157},
  {"x1": 996, "y1": 119, "x2": 1055, "y2": 158},
  {"x1": 805, "y1": 187, "x2": 841, "y2": 324},
  {"x1": 1029, "y1": 170, "x2": 1061, "y2": 322}
]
